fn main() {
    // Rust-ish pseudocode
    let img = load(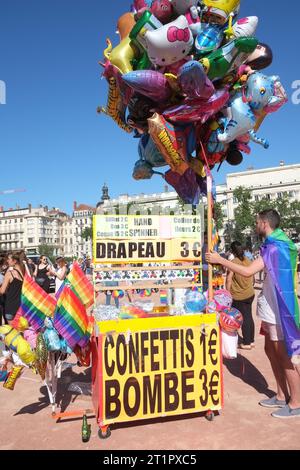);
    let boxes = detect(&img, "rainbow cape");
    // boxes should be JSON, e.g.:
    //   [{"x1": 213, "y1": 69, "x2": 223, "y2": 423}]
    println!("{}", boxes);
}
[
  {"x1": 261, "y1": 229, "x2": 300, "y2": 358},
  {"x1": 54, "y1": 286, "x2": 89, "y2": 350},
  {"x1": 66, "y1": 262, "x2": 94, "y2": 308},
  {"x1": 18, "y1": 274, "x2": 56, "y2": 331}
]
